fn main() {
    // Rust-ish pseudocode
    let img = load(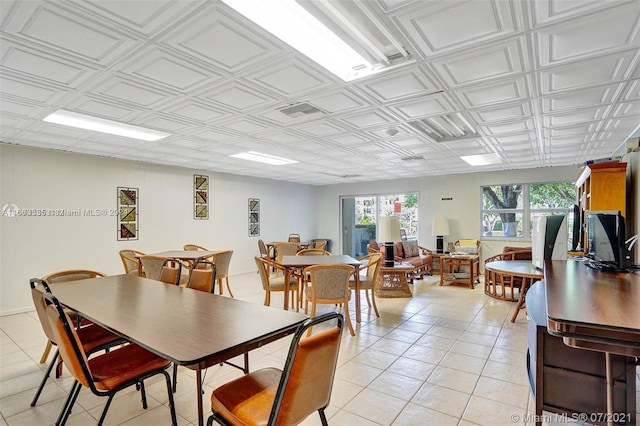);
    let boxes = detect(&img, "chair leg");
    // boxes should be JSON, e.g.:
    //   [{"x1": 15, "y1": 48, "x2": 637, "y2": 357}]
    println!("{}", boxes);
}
[
  {"x1": 264, "y1": 290, "x2": 270, "y2": 306},
  {"x1": 97, "y1": 394, "x2": 115, "y2": 426},
  {"x1": 225, "y1": 277, "x2": 234, "y2": 298},
  {"x1": 172, "y1": 363, "x2": 178, "y2": 393},
  {"x1": 57, "y1": 380, "x2": 81, "y2": 426},
  {"x1": 31, "y1": 349, "x2": 59, "y2": 406},
  {"x1": 39, "y1": 340, "x2": 52, "y2": 364},
  {"x1": 318, "y1": 408, "x2": 329, "y2": 426},
  {"x1": 140, "y1": 379, "x2": 148, "y2": 409},
  {"x1": 162, "y1": 370, "x2": 178, "y2": 426},
  {"x1": 369, "y1": 289, "x2": 380, "y2": 318},
  {"x1": 342, "y1": 301, "x2": 355, "y2": 336},
  {"x1": 364, "y1": 289, "x2": 372, "y2": 307}
]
